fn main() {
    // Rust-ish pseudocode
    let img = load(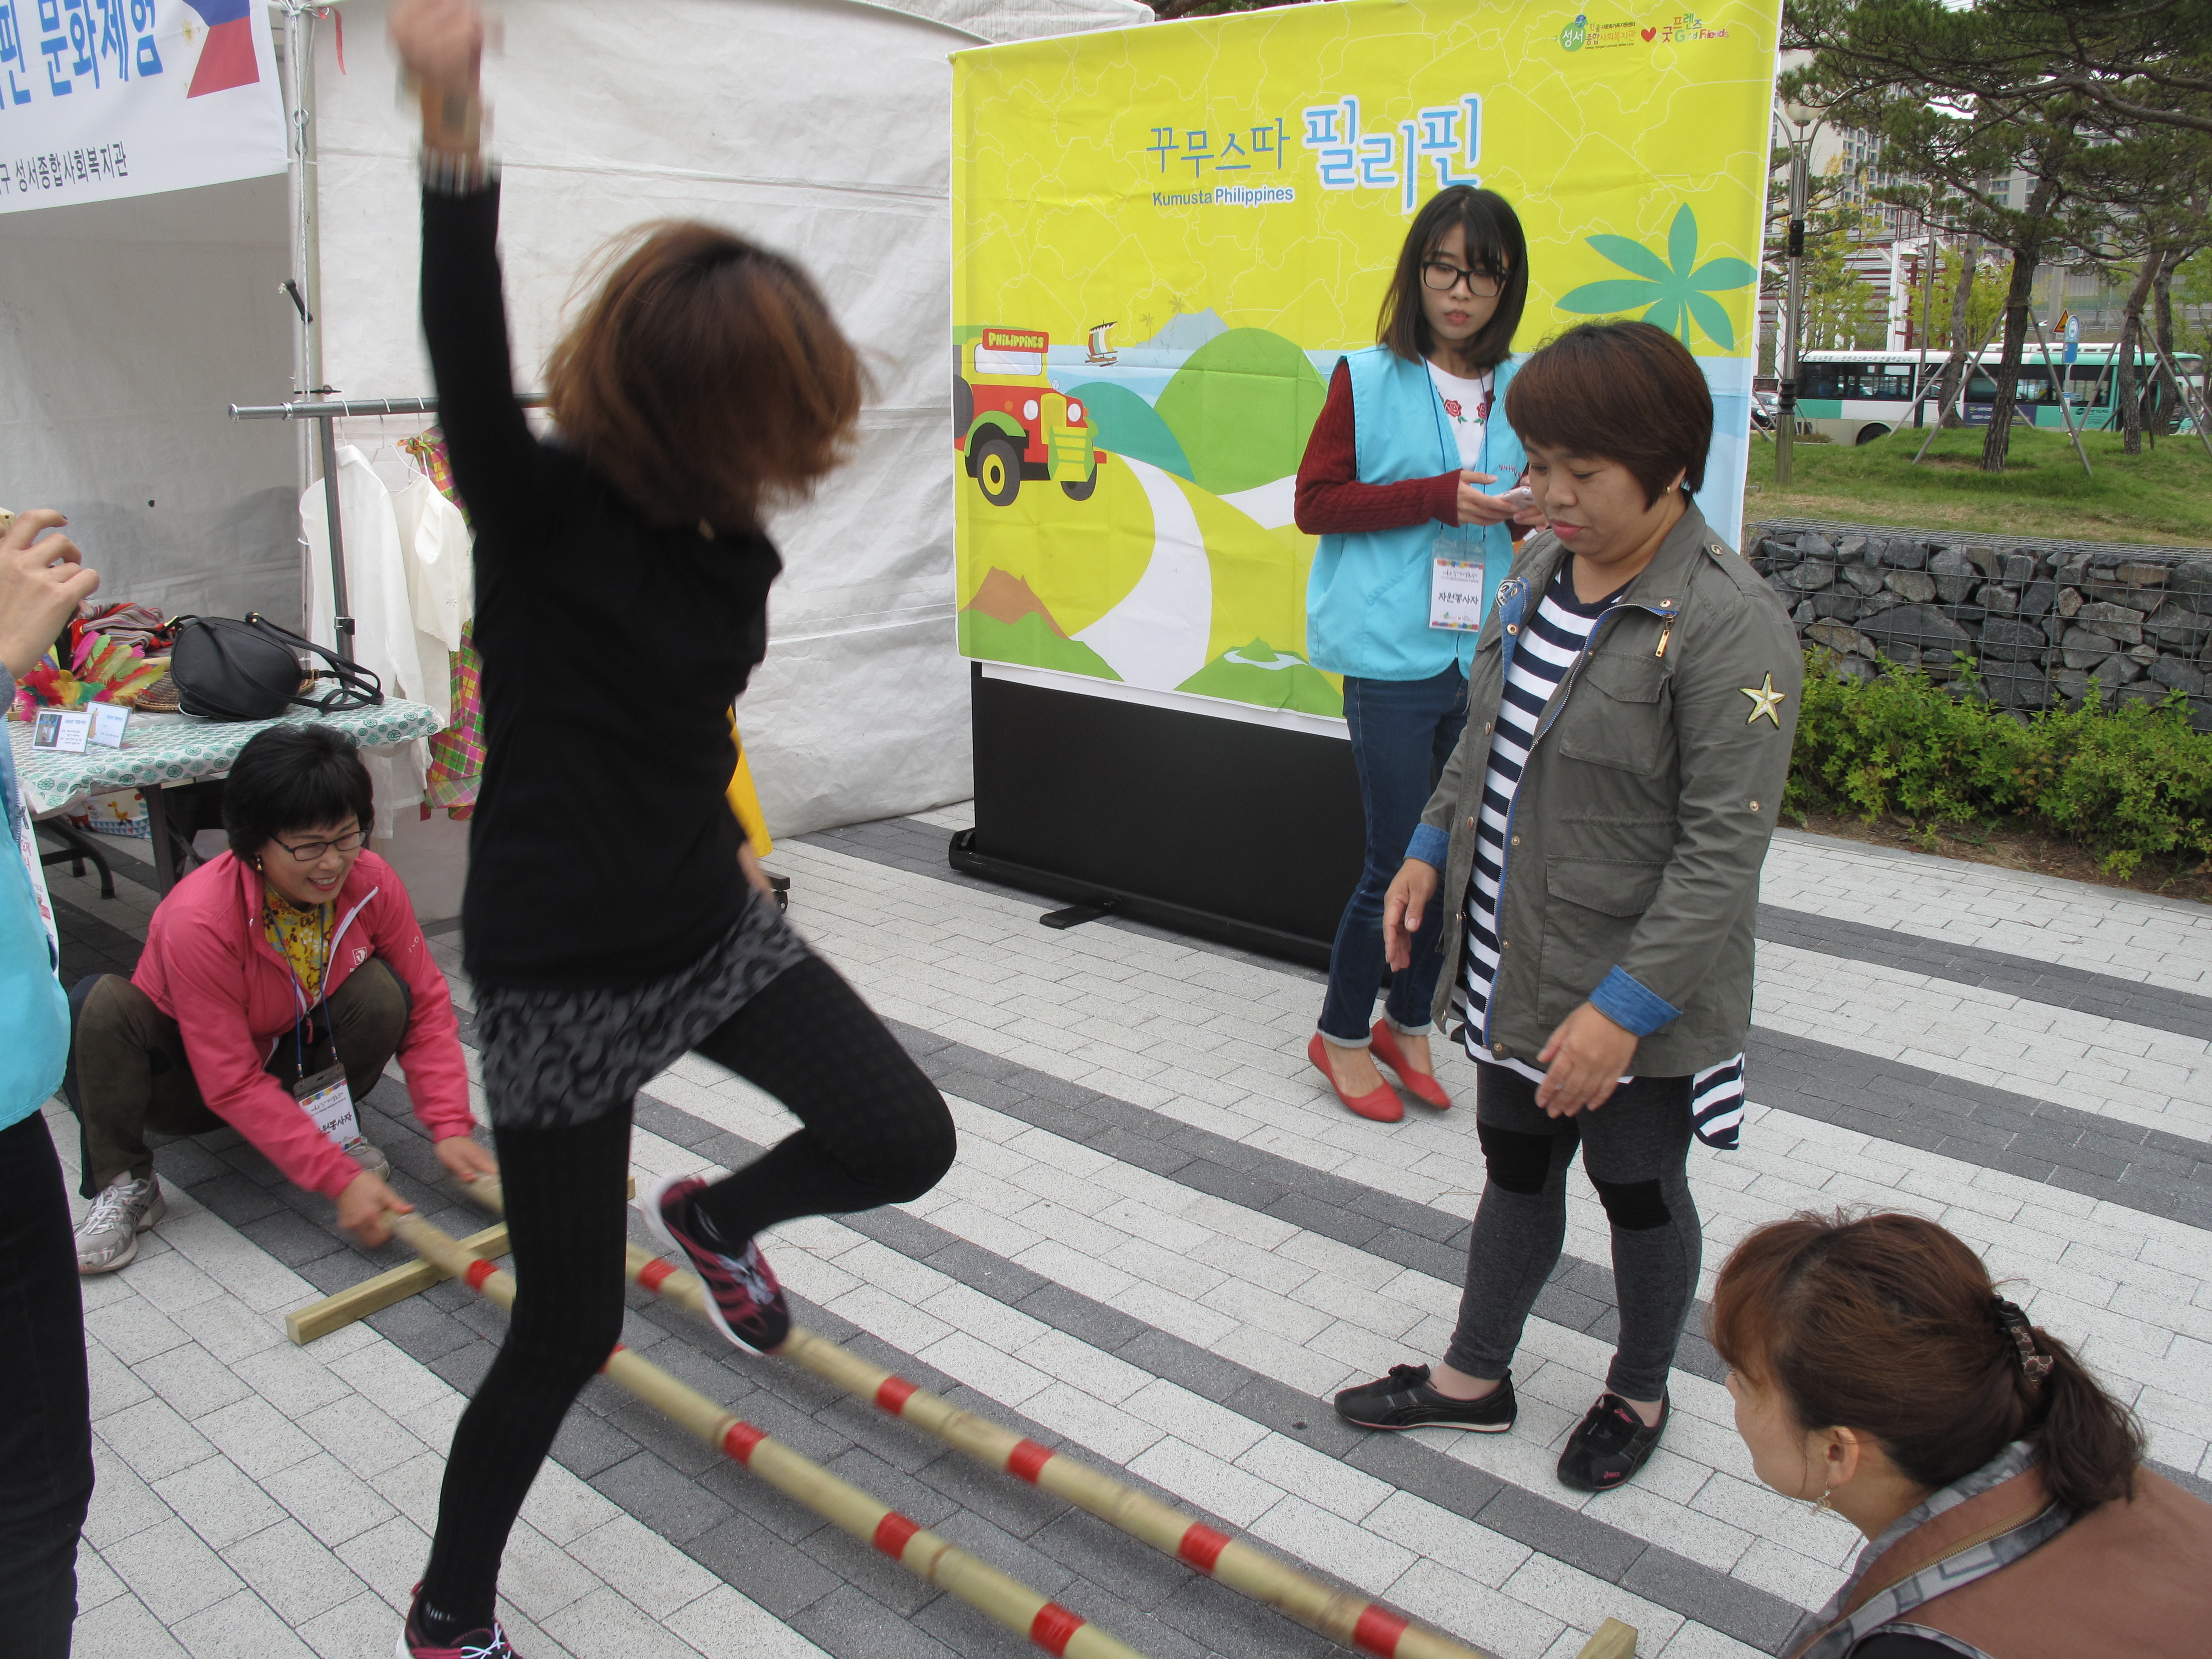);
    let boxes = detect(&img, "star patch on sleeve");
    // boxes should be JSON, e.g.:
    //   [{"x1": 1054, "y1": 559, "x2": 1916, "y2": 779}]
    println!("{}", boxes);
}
[{"x1": 1740, "y1": 672, "x2": 1786, "y2": 727}]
